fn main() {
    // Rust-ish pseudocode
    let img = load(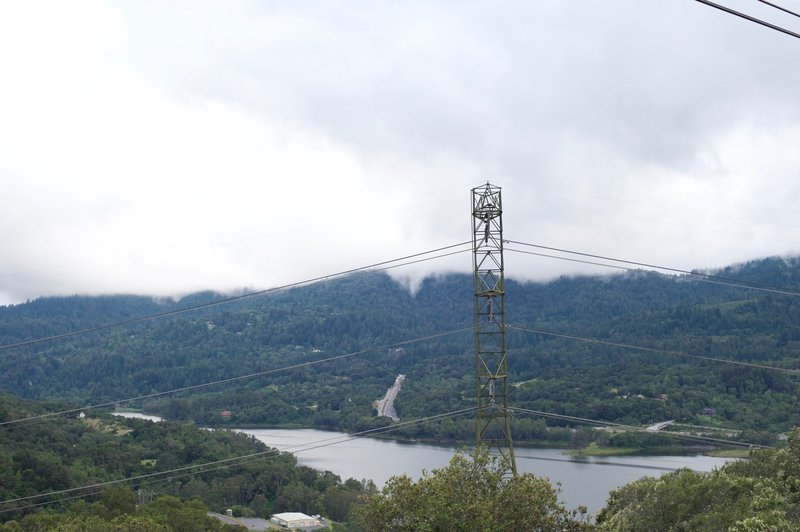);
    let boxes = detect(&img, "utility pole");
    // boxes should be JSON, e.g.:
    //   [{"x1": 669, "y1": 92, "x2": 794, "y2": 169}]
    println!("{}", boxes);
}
[{"x1": 471, "y1": 182, "x2": 517, "y2": 475}]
